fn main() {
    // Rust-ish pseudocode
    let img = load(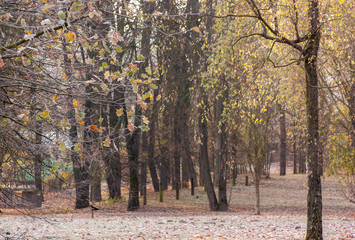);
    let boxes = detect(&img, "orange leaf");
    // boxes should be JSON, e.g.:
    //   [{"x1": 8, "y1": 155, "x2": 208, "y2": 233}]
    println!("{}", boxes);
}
[
  {"x1": 73, "y1": 100, "x2": 78, "y2": 107},
  {"x1": 0, "y1": 55, "x2": 4, "y2": 68},
  {"x1": 128, "y1": 63, "x2": 137, "y2": 69},
  {"x1": 127, "y1": 124, "x2": 134, "y2": 131},
  {"x1": 90, "y1": 125, "x2": 100, "y2": 131}
]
